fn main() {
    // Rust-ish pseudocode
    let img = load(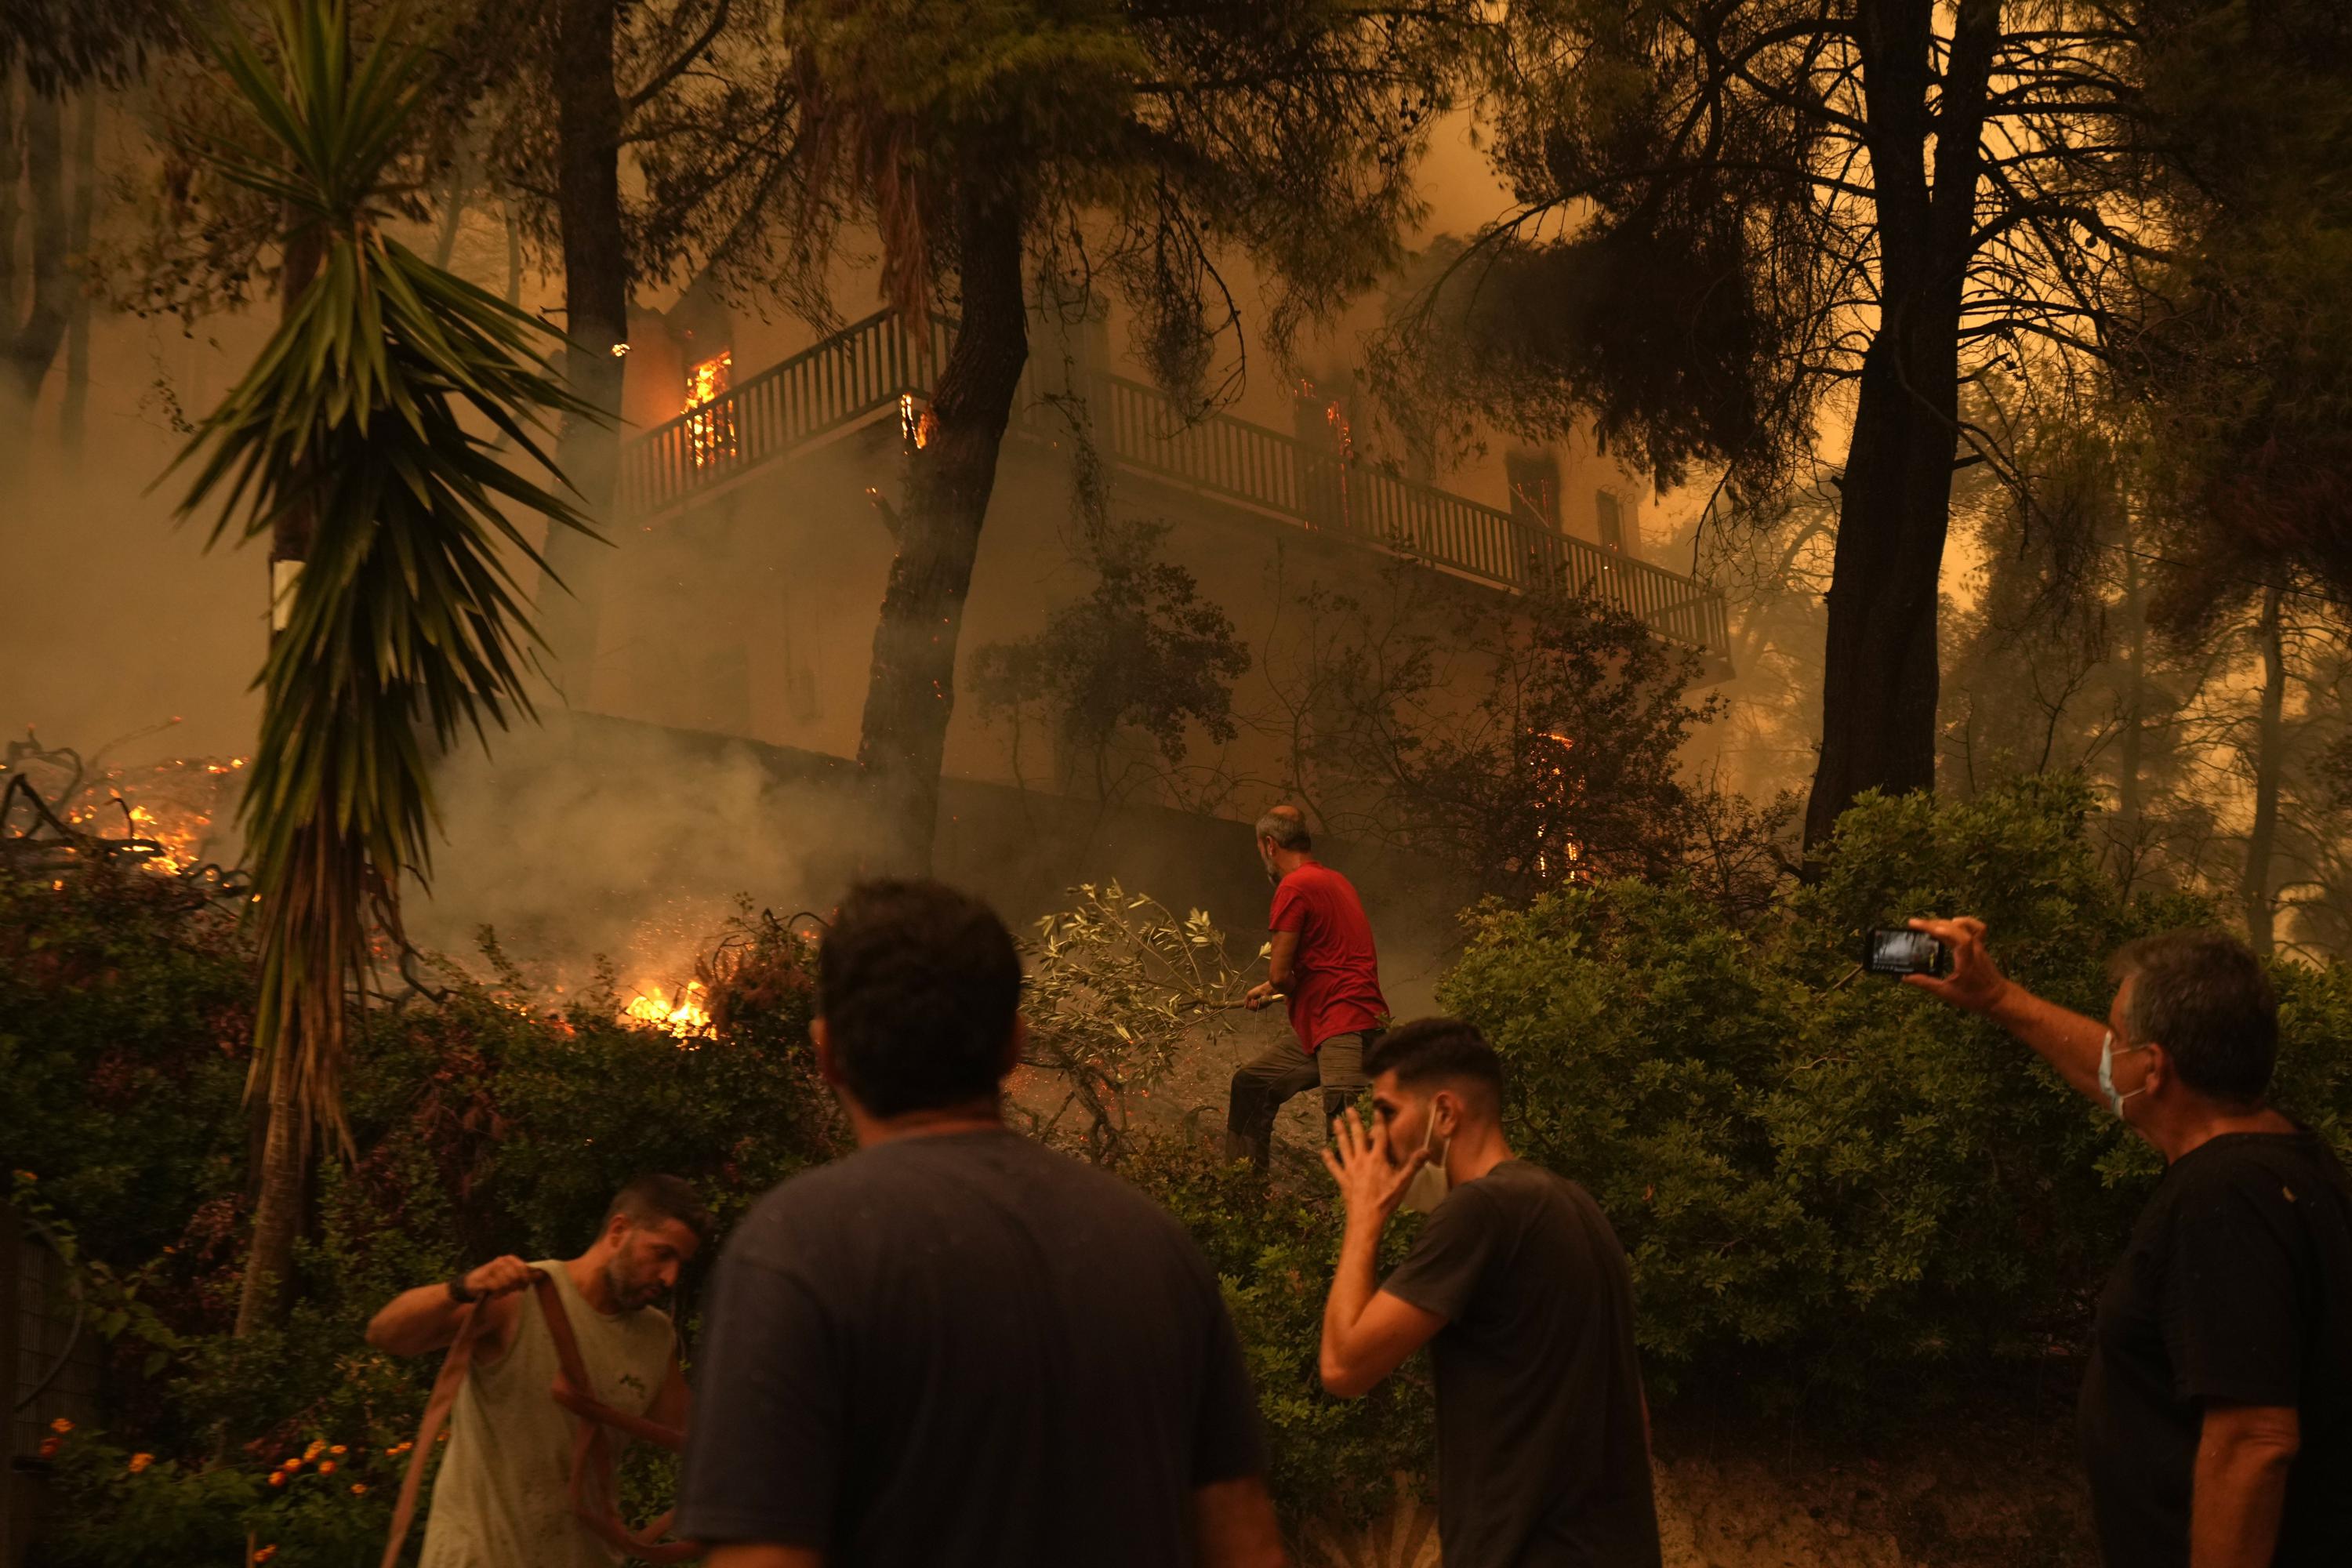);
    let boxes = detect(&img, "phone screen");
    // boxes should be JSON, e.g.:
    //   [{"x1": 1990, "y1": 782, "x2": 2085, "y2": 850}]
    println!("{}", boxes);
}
[{"x1": 1865, "y1": 928, "x2": 1947, "y2": 975}]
